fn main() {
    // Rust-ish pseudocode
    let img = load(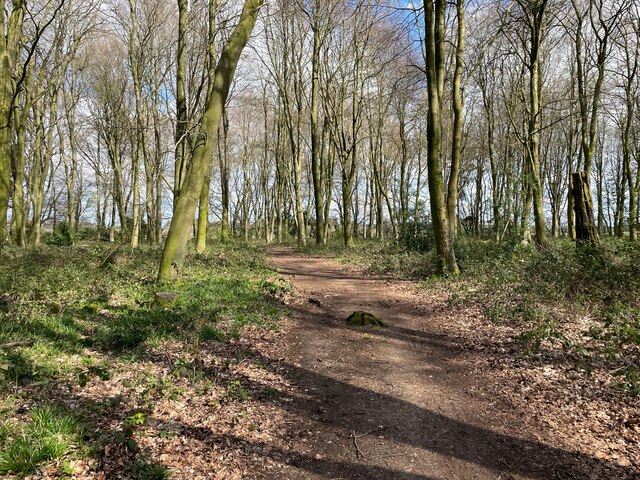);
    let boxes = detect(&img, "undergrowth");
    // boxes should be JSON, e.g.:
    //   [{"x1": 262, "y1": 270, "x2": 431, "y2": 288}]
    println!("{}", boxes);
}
[{"x1": 0, "y1": 240, "x2": 286, "y2": 475}]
